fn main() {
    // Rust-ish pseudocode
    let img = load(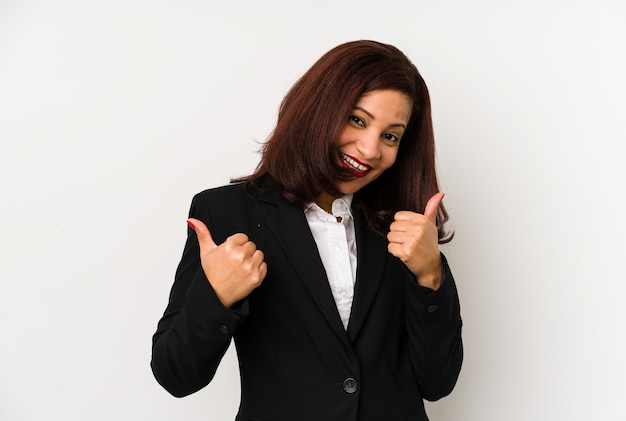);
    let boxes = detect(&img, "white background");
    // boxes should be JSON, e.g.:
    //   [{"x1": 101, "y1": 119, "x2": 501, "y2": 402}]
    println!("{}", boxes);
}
[{"x1": 1, "y1": 1, "x2": 625, "y2": 420}]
